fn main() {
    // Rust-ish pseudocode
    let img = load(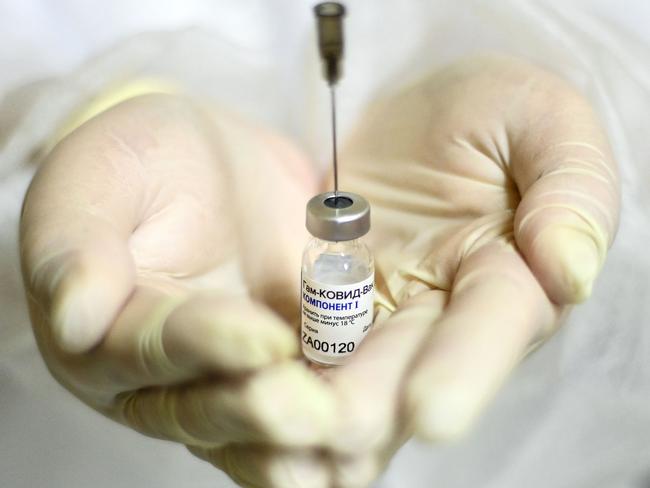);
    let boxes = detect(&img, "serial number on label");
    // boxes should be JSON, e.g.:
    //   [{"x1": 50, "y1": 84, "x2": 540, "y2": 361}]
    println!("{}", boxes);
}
[{"x1": 302, "y1": 332, "x2": 356, "y2": 354}]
